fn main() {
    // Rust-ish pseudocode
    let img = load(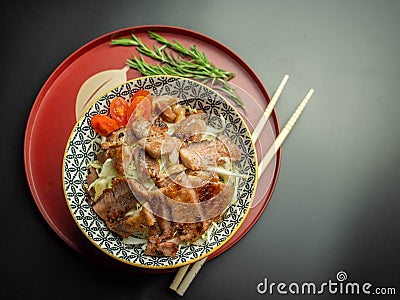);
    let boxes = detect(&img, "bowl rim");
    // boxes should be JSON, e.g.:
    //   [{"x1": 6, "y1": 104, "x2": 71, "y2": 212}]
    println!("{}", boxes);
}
[{"x1": 62, "y1": 75, "x2": 259, "y2": 269}]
